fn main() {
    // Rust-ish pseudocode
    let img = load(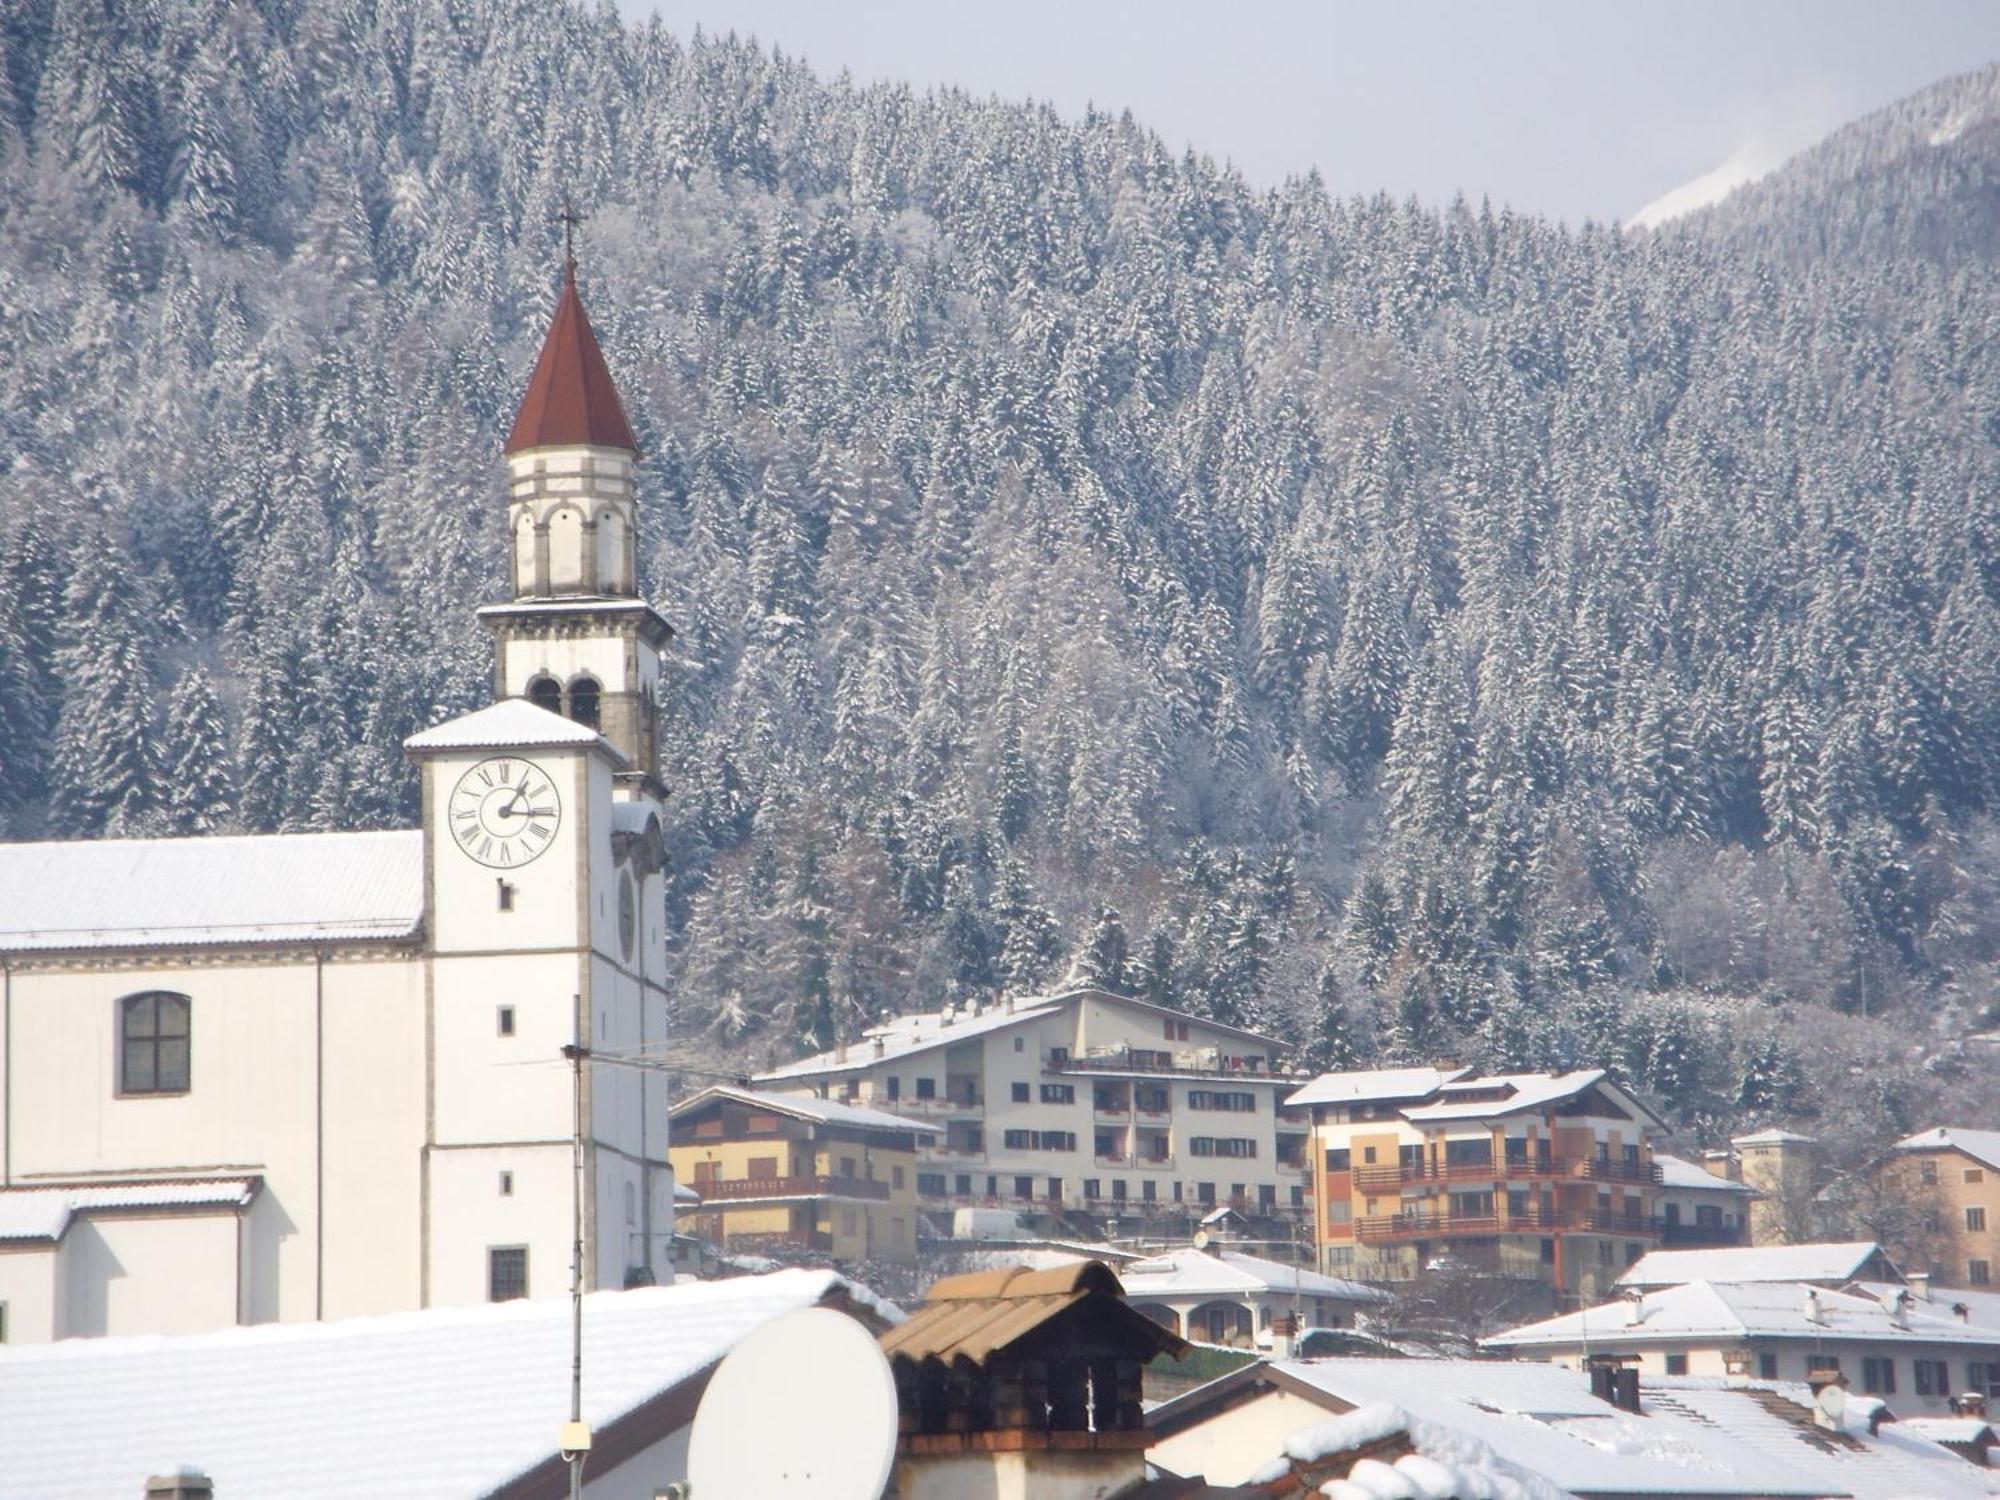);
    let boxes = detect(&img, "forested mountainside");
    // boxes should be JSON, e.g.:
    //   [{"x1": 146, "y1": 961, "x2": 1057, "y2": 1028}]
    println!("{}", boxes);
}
[
  {"x1": 1683, "y1": 62, "x2": 2000, "y2": 268},
  {"x1": 4, "y1": 0, "x2": 2000, "y2": 1161}
]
